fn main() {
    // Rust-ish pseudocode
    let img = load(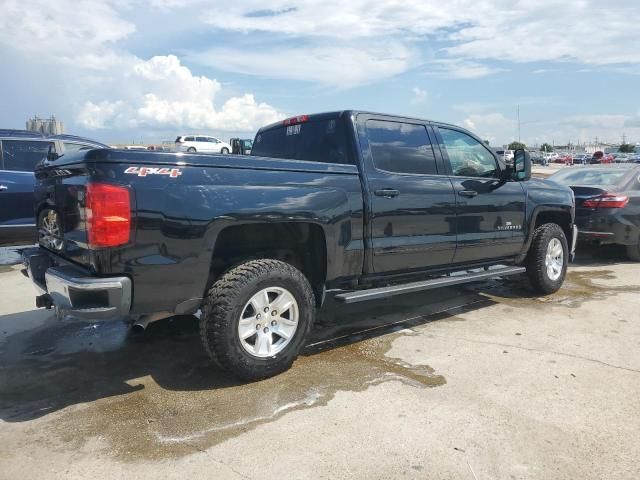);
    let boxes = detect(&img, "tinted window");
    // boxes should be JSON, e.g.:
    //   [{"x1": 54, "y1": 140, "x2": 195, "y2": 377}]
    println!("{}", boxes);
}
[
  {"x1": 439, "y1": 128, "x2": 498, "y2": 178},
  {"x1": 195, "y1": 136, "x2": 209, "y2": 142},
  {"x1": 2, "y1": 140, "x2": 54, "y2": 171},
  {"x1": 185, "y1": 136, "x2": 195, "y2": 141},
  {"x1": 366, "y1": 120, "x2": 437, "y2": 175},
  {"x1": 252, "y1": 117, "x2": 351, "y2": 165}
]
